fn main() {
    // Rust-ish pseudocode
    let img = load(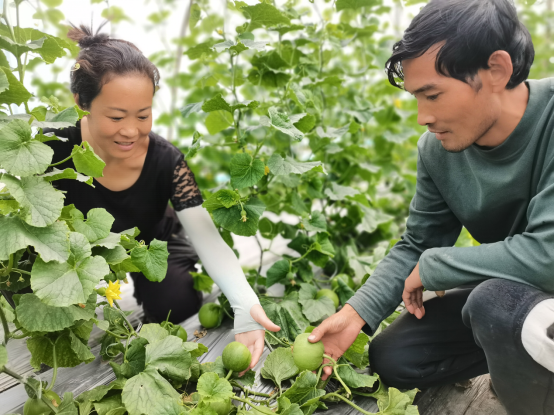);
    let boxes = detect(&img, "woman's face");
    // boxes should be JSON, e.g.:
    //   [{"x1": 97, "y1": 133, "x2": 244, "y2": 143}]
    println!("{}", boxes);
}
[{"x1": 78, "y1": 73, "x2": 154, "y2": 160}]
